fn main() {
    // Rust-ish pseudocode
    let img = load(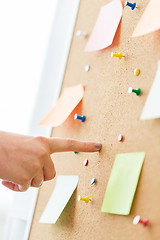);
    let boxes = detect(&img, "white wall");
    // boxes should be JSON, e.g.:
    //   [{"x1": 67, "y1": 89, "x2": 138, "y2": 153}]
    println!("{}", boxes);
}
[{"x1": 0, "y1": 1, "x2": 57, "y2": 239}]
